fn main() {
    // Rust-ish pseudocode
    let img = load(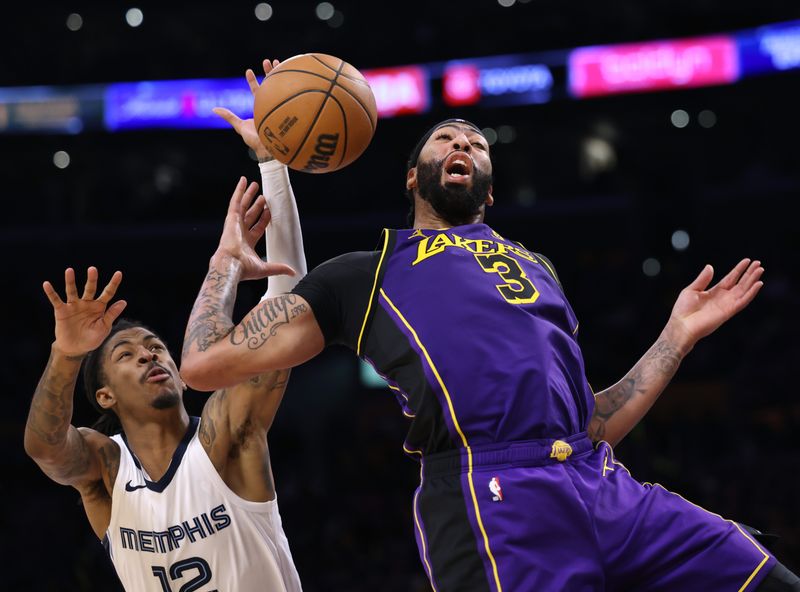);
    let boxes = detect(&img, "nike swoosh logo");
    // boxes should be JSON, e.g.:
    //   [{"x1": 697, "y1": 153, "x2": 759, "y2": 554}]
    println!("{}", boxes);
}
[{"x1": 125, "y1": 481, "x2": 148, "y2": 492}]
